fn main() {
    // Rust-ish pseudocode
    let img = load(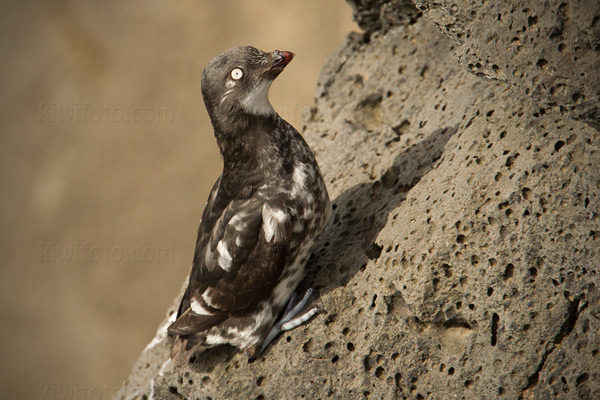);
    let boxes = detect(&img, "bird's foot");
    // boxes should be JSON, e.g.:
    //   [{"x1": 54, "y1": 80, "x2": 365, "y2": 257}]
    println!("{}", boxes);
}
[{"x1": 258, "y1": 288, "x2": 325, "y2": 355}]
